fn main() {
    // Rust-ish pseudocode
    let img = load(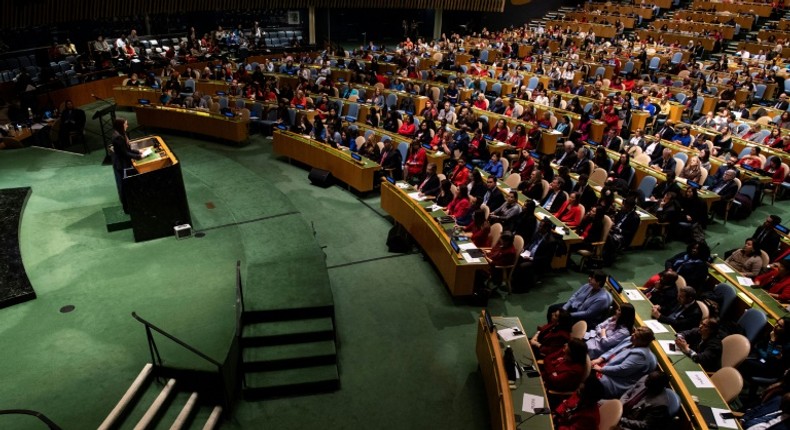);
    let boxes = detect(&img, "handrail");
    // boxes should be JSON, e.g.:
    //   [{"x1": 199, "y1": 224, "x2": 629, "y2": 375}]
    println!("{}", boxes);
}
[
  {"x1": 131, "y1": 312, "x2": 221, "y2": 367},
  {"x1": 0, "y1": 409, "x2": 62, "y2": 430}
]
